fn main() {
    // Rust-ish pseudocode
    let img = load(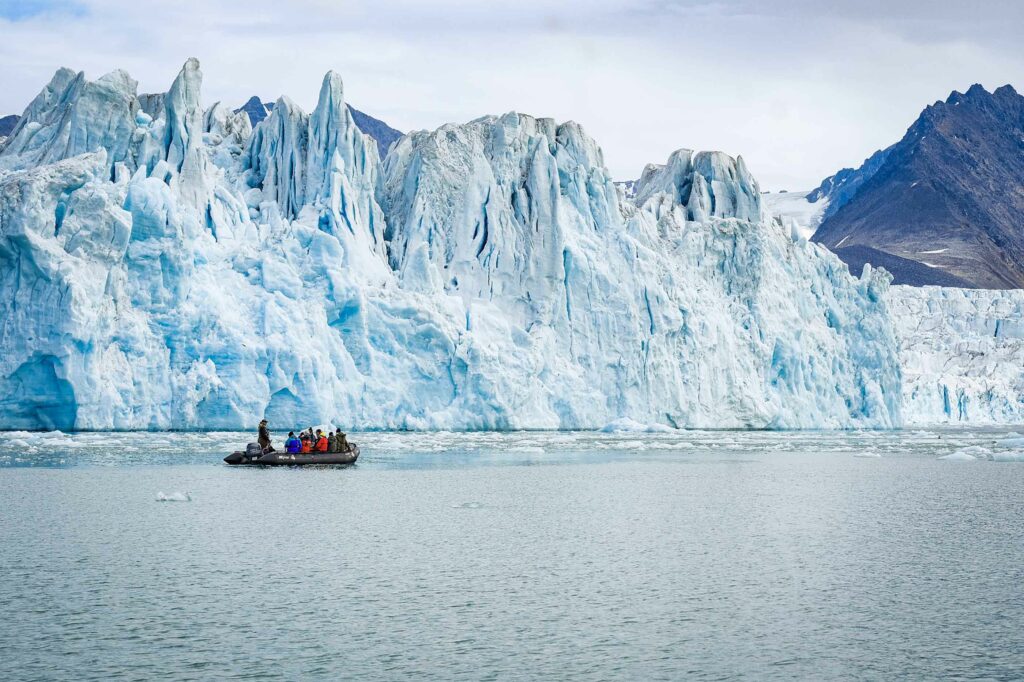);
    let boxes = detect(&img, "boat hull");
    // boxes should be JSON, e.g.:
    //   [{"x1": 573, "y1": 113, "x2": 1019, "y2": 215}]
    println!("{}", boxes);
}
[{"x1": 224, "y1": 446, "x2": 359, "y2": 466}]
